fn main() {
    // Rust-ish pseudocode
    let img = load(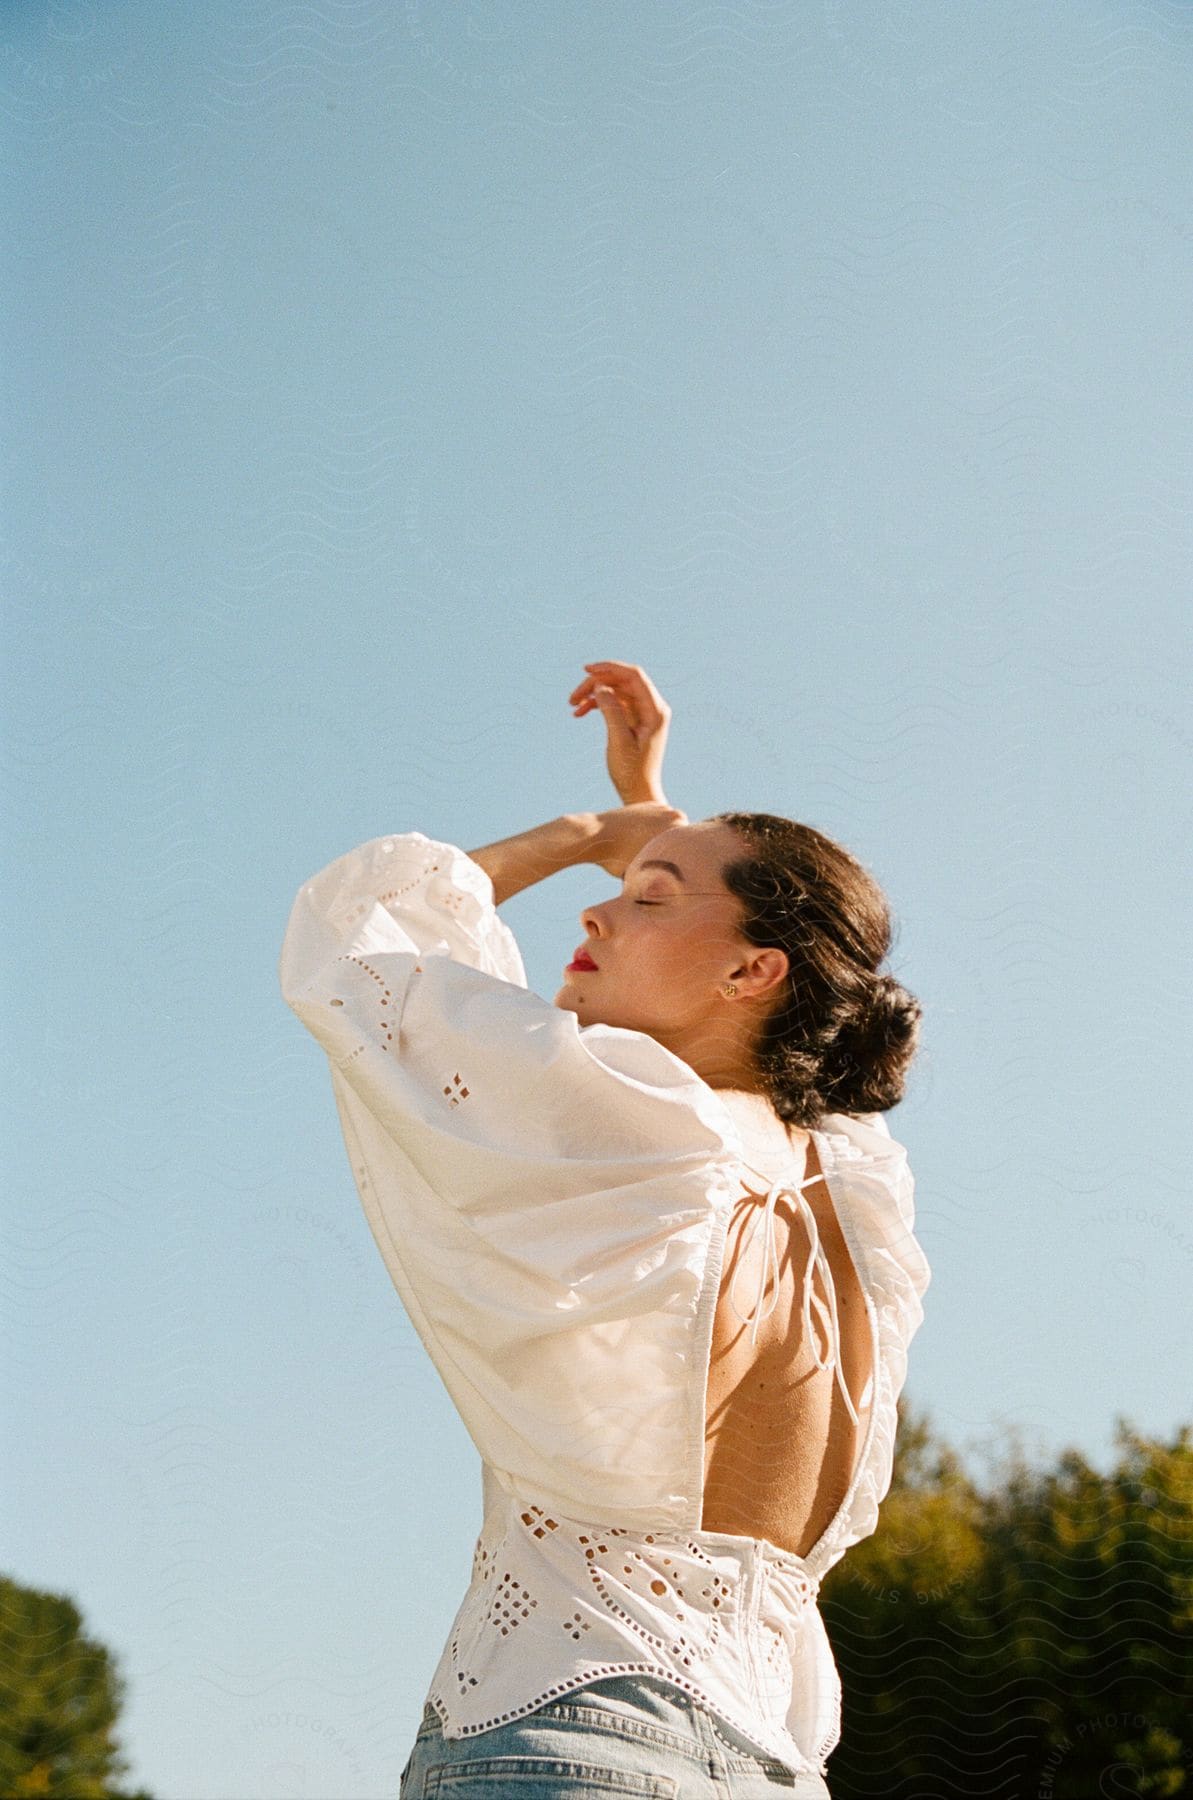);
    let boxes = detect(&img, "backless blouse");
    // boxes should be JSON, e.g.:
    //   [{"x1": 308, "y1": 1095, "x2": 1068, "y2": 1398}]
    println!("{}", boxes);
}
[{"x1": 278, "y1": 830, "x2": 932, "y2": 1781}]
